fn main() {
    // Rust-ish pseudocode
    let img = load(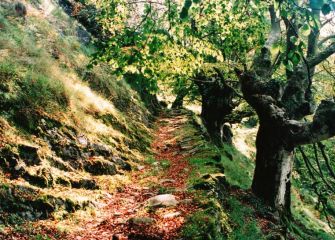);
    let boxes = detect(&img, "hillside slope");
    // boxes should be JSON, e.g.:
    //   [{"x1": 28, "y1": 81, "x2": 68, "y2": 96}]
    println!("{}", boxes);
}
[
  {"x1": 1, "y1": 1, "x2": 334, "y2": 240},
  {"x1": 0, "y1": 0, "x2": 155, "y2": 229}
]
